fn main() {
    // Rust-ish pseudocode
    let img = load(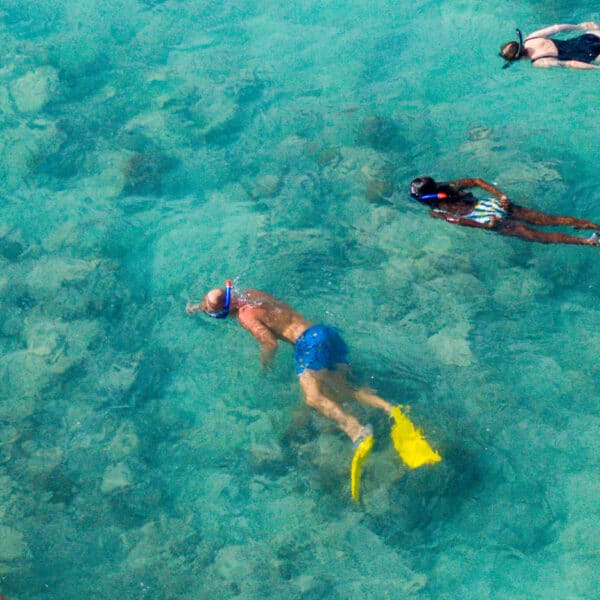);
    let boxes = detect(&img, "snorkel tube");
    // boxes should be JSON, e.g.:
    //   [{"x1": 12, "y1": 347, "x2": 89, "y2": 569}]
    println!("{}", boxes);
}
[
  {"x1": 516, "y1": 28, "x2": 524, "y2": 57},
  {"x1": 207, "y1": 280, "x2": 233, "y2": 319},
  {"x1": 416, "y1": 192, "x2": 448, "y2": 203}
]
